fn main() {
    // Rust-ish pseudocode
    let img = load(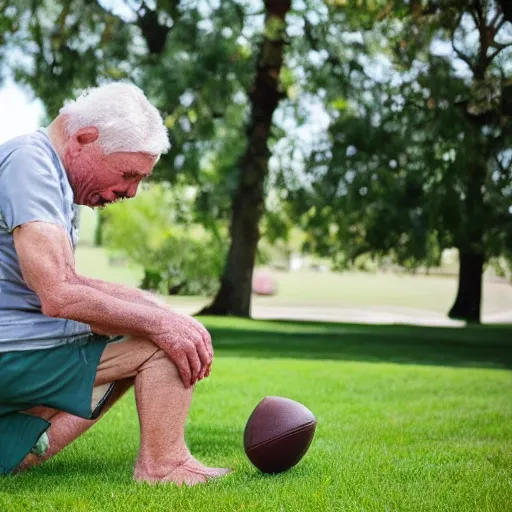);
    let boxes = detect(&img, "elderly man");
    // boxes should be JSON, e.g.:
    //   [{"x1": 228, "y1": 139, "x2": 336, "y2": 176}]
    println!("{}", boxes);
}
[{"x1": 0, "y1": 82, "x2": 230, "y2": 485}]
